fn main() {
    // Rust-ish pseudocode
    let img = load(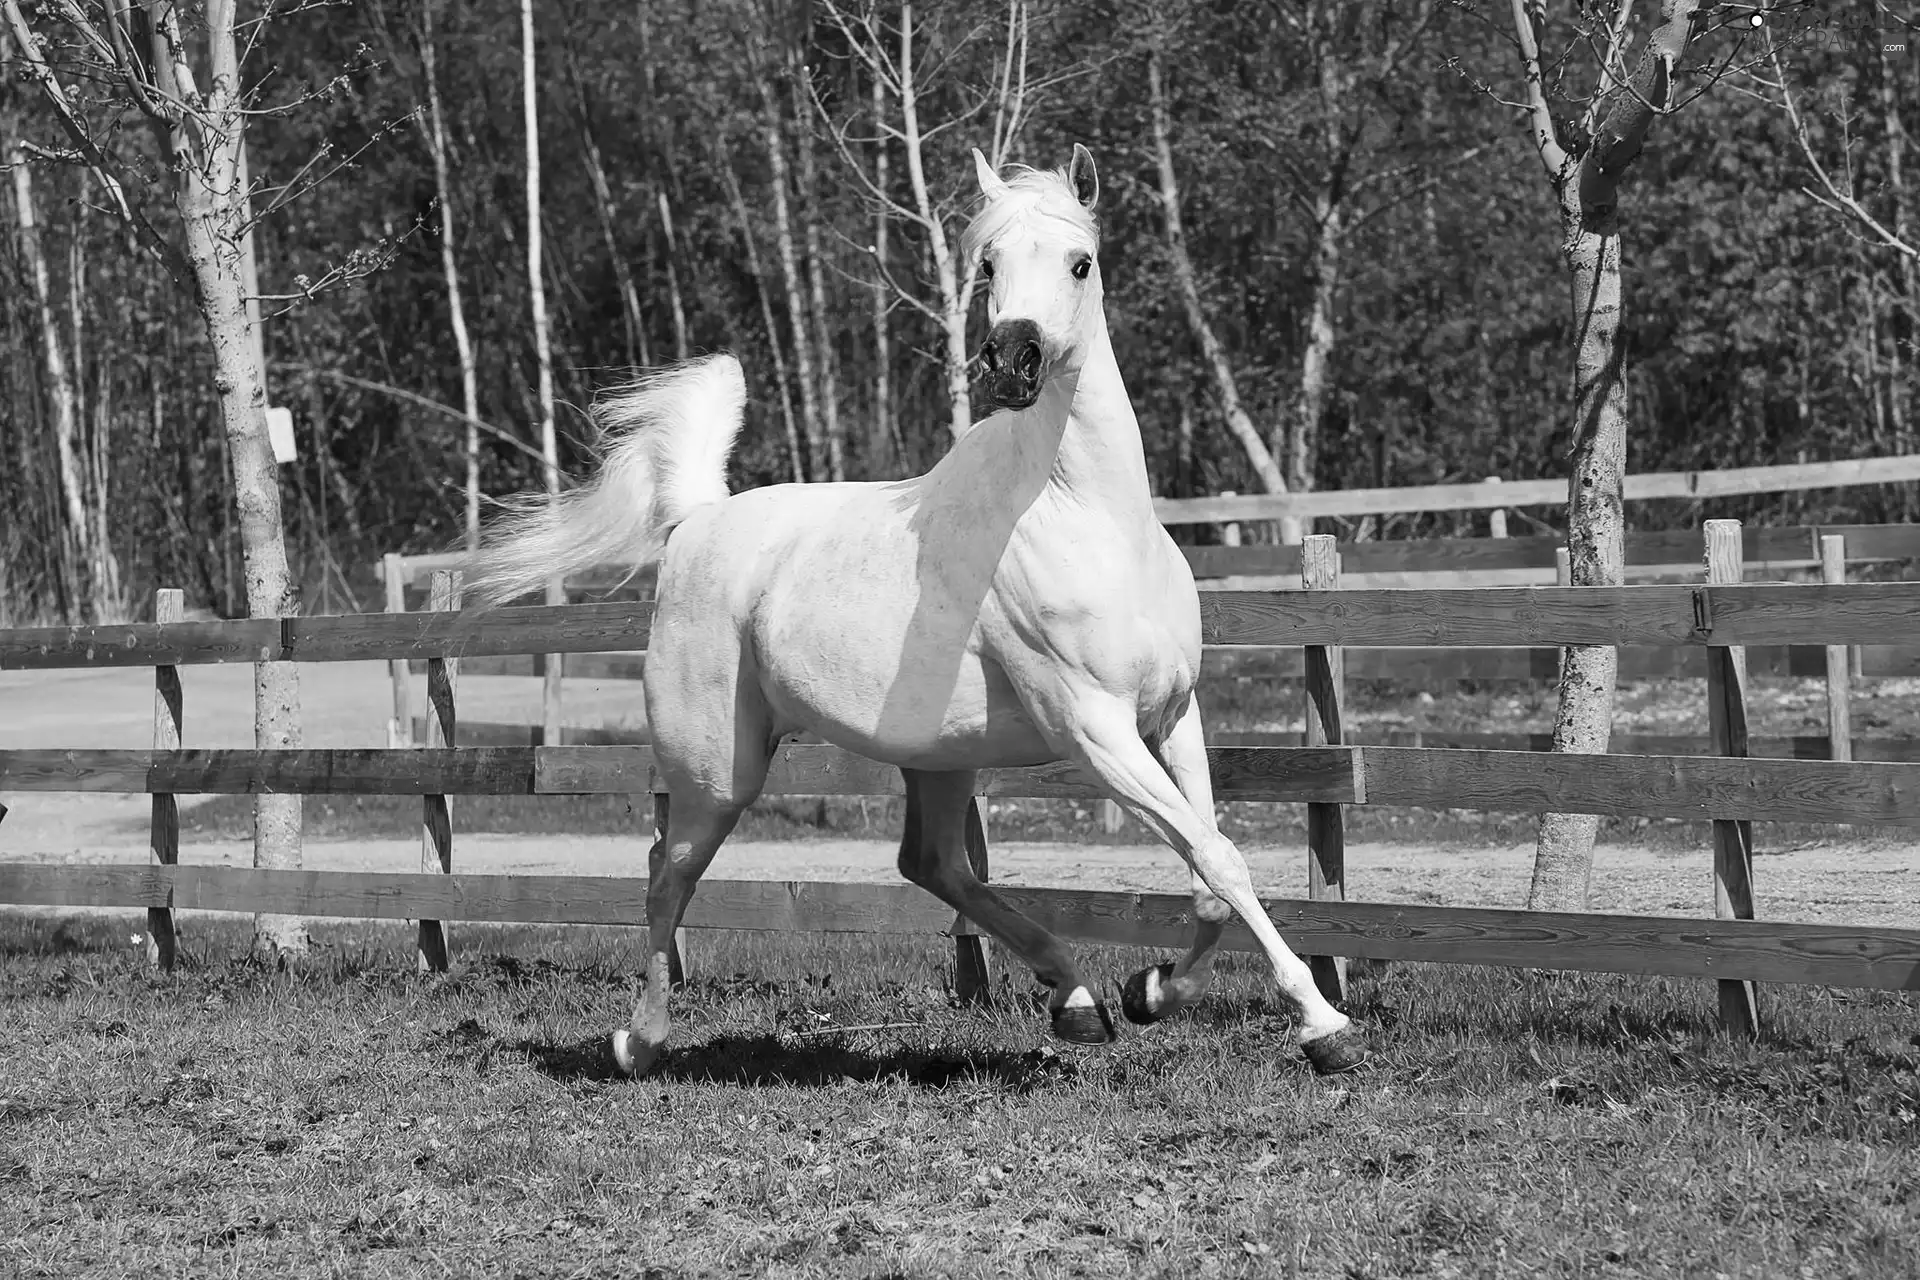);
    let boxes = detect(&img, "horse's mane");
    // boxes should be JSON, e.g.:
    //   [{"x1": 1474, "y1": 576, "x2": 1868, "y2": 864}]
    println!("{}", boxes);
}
[{"x1": 960, "y1": 164, "x2": 1098, "y2": 262}]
